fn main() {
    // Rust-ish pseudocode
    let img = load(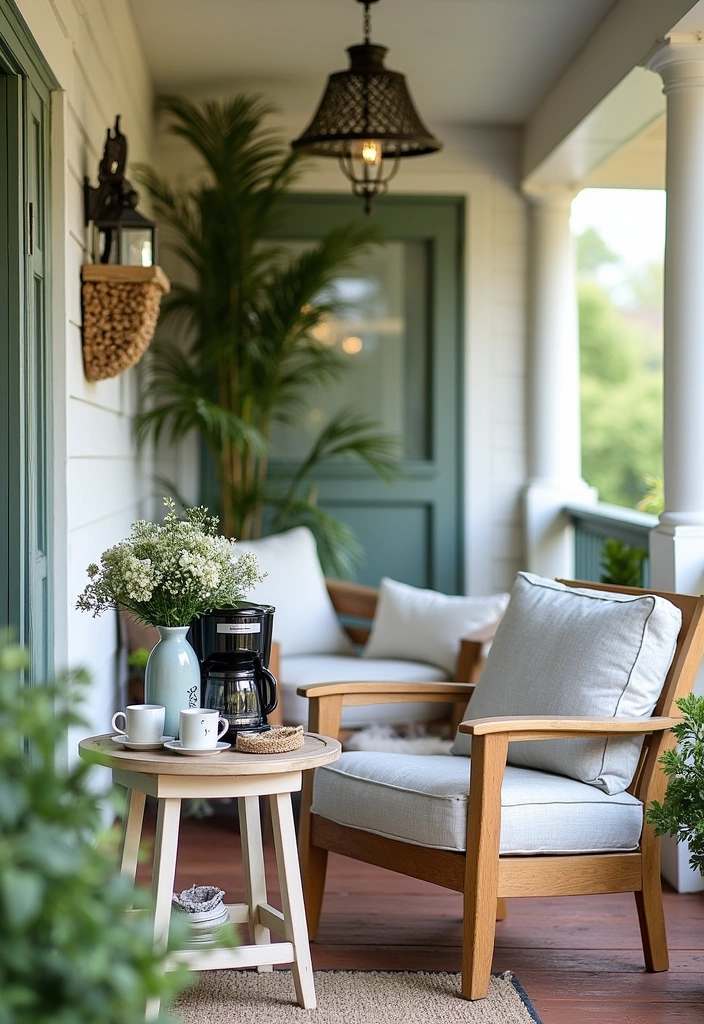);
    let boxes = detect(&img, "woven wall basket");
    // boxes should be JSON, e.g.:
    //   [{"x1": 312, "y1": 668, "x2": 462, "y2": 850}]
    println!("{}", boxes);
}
[{"x1": 81, "y1": 264, "x2": 171, "y2": 383}]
